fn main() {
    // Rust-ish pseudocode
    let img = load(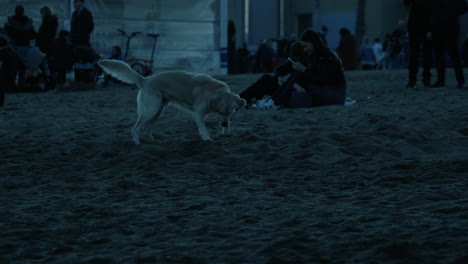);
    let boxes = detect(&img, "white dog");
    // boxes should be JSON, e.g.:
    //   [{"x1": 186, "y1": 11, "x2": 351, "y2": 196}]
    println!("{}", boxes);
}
[{"x1": 97, "y1": 60, "x2": 246, "y2": 145}]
